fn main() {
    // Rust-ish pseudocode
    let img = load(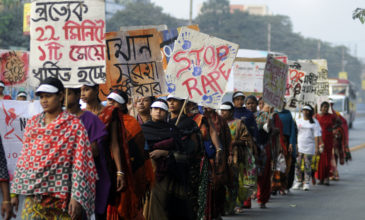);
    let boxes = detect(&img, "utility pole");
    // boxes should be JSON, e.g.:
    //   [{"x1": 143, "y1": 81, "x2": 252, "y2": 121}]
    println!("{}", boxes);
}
[
  {"x1": 267, "y1": 23, "x2": 271, "y2": 52},
  {"x1": 341, "y1": 47, "x2": 345, "y2": 72},
  {"x1": 189, "y1": 0, "x2": 193, "y2": 25},
  {"x1": 317, "y1": 40, "x2": 321, "y2": 59}
]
